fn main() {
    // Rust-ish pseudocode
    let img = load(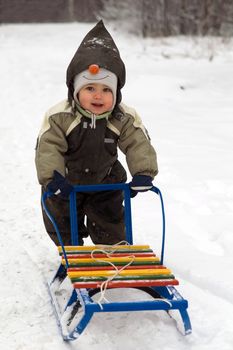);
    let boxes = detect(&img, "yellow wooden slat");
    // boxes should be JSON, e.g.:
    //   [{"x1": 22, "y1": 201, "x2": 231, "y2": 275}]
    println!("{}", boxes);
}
[
  {"x1": 68, "y1": 268, "x2": 171, "y2": 278},
  {"x1": 58, "y1": 244, "x2": 151, "y2": 253},
  {"x1": 62, "y1": 256, "x2": 159, "y2": 264}
]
